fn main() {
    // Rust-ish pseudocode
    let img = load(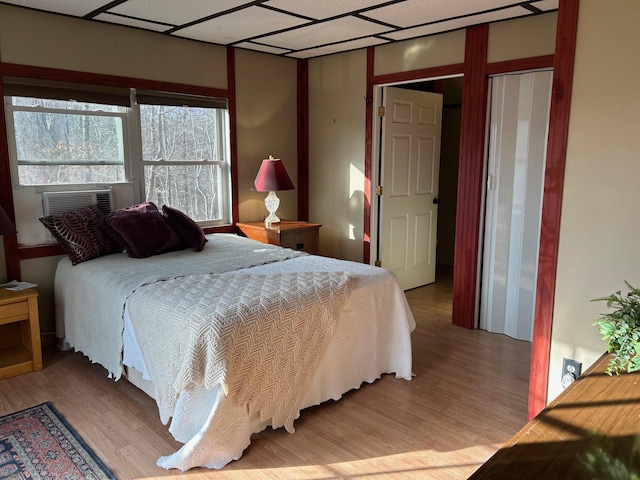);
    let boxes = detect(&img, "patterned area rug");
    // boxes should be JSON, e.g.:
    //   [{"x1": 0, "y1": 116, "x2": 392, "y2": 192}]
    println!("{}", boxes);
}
[{"x1": 0, "y1": 402, "x2": 115, "y2": 479}]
